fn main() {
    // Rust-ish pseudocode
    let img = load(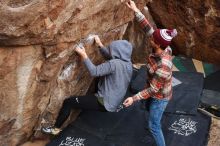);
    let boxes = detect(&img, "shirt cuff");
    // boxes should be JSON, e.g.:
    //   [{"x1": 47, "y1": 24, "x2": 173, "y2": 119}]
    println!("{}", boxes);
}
[
  {"x1": 83, "y1": 58, "x2": 94, "y2": 69},
  {"x1": 135, "y1": 11, "x2": 144, "y2": 21},
  {"x1": 83, "y1": 58, "x2": 90, "y2": 64},
  {"x1": 132, "y1": 92, "x2": 144, "y2": 101},
  {"x1": 148, "y1": 27, "x2": 155, "y2": 36}
]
